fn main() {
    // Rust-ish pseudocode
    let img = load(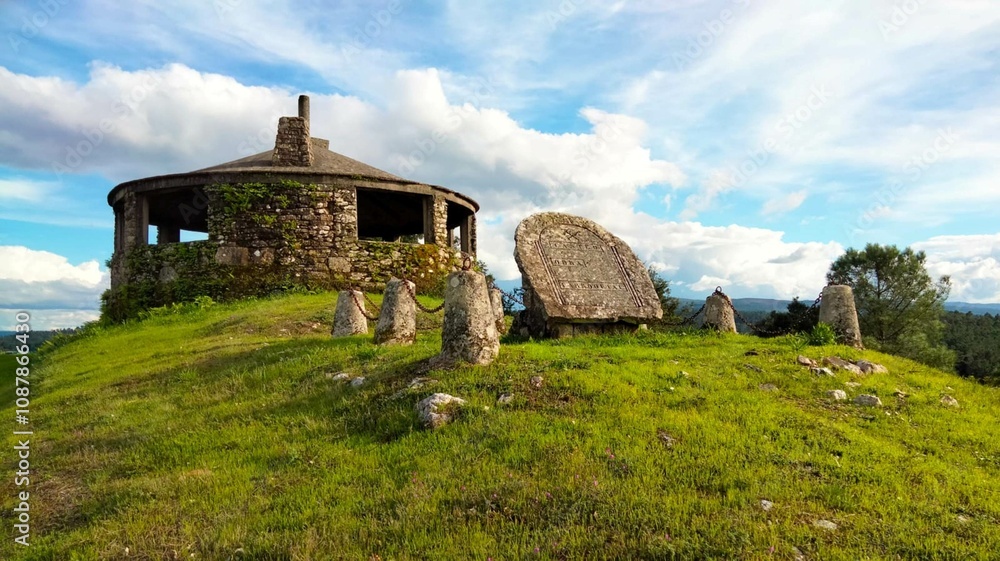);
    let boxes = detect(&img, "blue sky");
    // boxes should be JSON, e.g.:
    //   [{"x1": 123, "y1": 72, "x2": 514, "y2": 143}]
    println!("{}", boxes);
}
[{"x1": 1, "y1": 0, "x2": 999, "y2": 329}]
